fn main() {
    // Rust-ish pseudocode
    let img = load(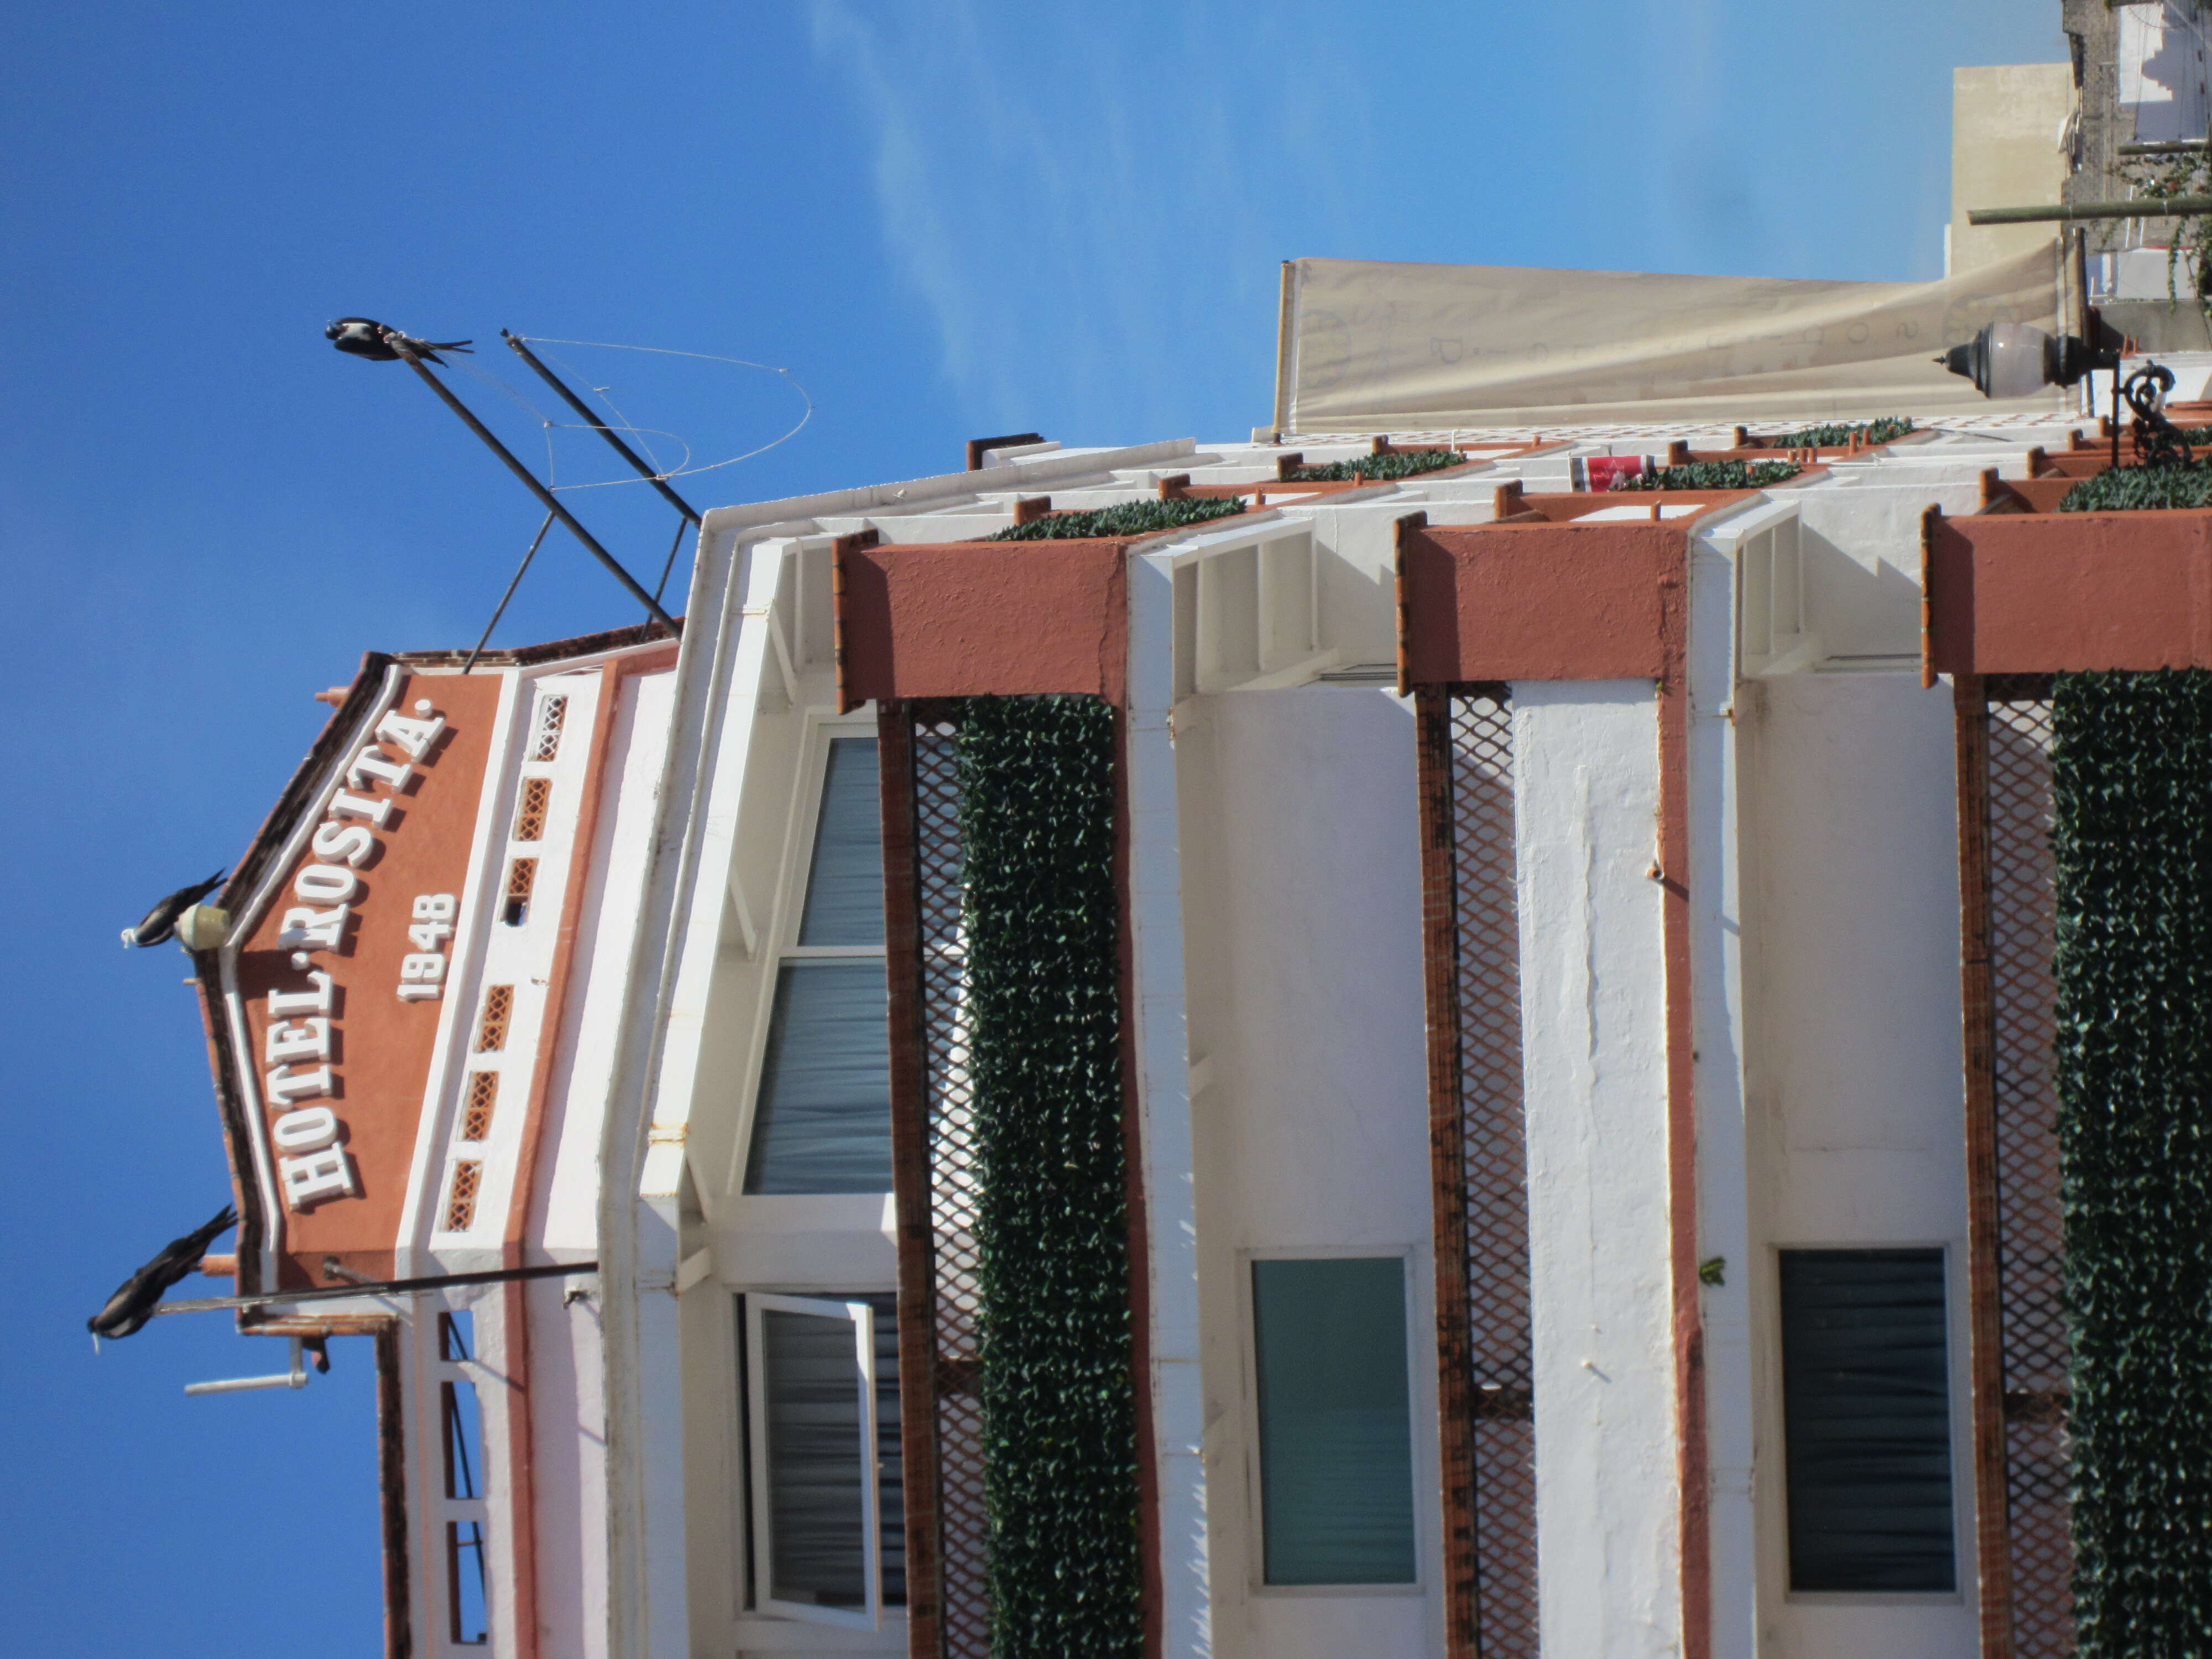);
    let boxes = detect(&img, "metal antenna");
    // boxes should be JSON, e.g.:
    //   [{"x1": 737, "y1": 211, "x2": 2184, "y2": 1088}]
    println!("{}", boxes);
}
[
  {"x1": 383, "y1": 339, "x2": 680, "y2": 634},
  {"x1": 502, "y1": 331, "x2": 702, "y2": 524},
  {"x1": 463, "y1": 512, "x2": 556, "y2": 675}
]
